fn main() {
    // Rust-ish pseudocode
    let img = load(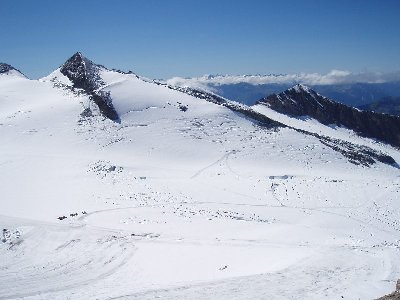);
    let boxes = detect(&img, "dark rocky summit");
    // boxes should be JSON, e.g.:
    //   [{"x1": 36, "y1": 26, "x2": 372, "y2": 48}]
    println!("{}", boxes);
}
[
  {"x1": 0, "y1": 63, "x2": 25, "y2": 77},
  {"x1": 0, "y1": 63, "x2": 15, "y2": 74},
  {"x1": 257, "y1": 84, "x2": 400, "y2": 148},
  {"x1": 60, "y1": 52, "x2": 119, "y2": 121}
]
